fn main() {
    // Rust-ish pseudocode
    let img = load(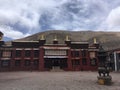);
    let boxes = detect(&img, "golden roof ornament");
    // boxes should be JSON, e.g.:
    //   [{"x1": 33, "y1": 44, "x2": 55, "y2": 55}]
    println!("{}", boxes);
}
[
  {"x1": 39, "y1": 34, "x2": 45, "y2": 40},
  {"x1": 66, "y1": 35, "x2": 70, "y2": 41},
  {"x1": 94, "y1": 38, "x2": 97, "y2": 44},
  {"x1": 54, "y1": 35, "x2": 57, "y2": 41}
]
